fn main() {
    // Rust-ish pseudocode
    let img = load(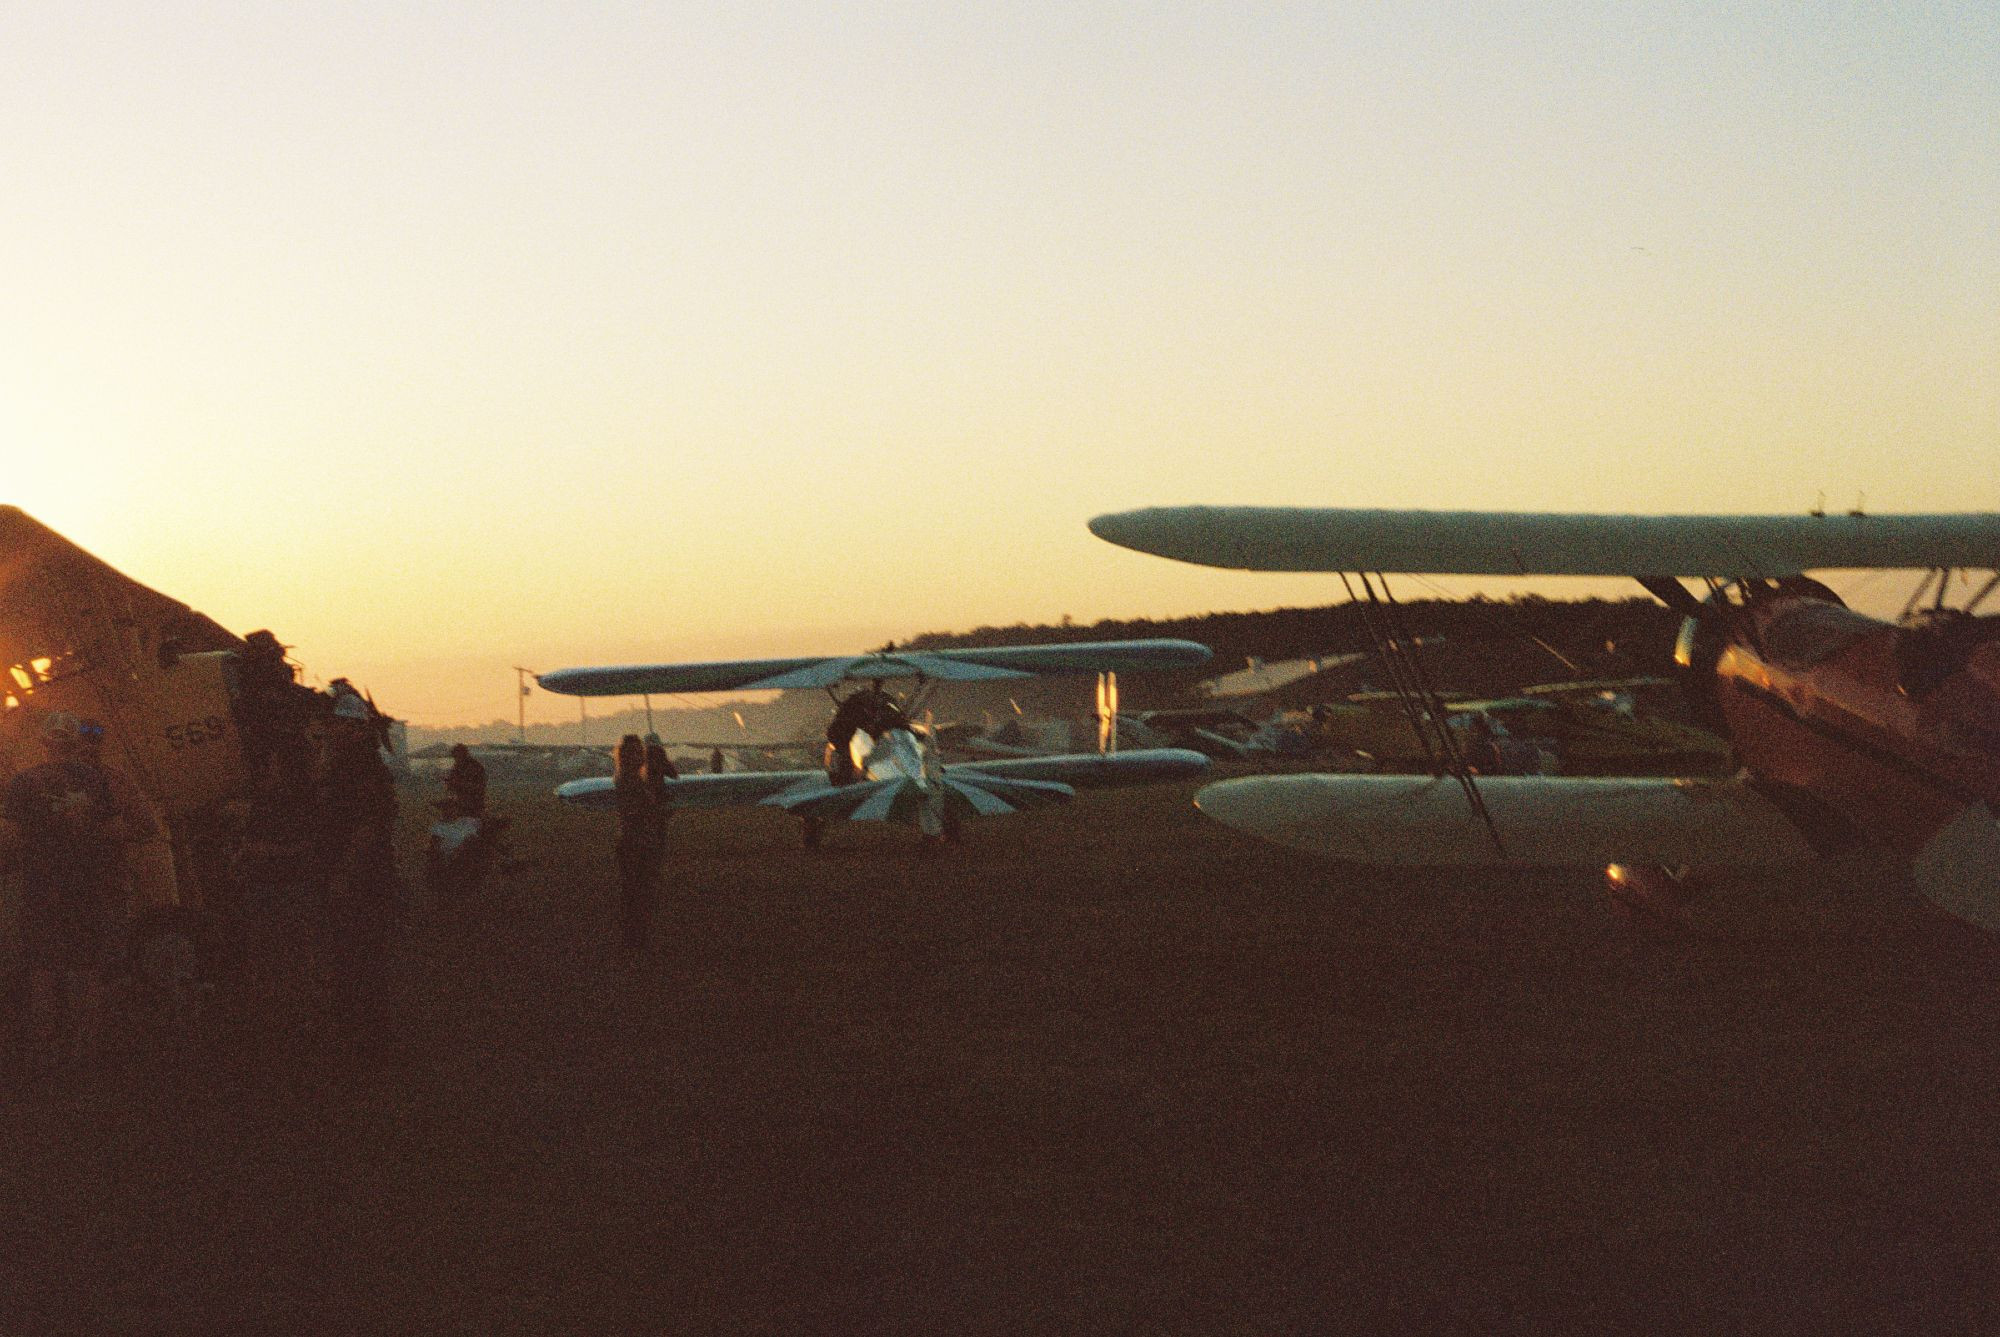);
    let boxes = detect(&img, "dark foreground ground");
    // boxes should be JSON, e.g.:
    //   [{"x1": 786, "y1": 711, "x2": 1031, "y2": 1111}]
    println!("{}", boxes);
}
[{"x1": 3, "y1": 780, "x2": 1998, "y2": 1334}]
